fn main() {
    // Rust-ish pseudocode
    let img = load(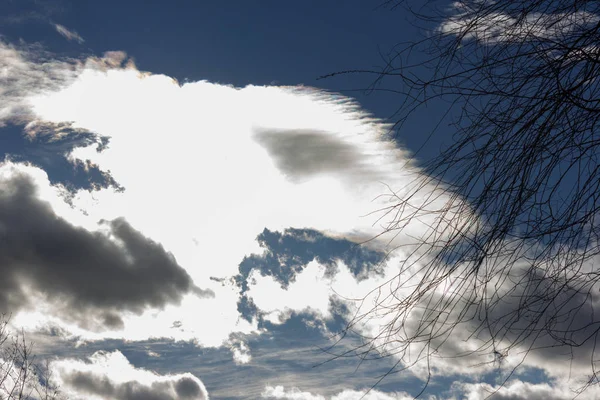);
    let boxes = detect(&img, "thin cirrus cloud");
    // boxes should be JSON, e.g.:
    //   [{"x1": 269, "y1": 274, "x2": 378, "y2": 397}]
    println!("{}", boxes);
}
[
  {"x1": 438, "y1": 3, "x2": 599, "y2": 43},
  {"x1": 0, "y1": 41, "x2": 79, "y2": 124},
  {"x1": 53, "y1": 23, "x2": 85, "y2": 44}
]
